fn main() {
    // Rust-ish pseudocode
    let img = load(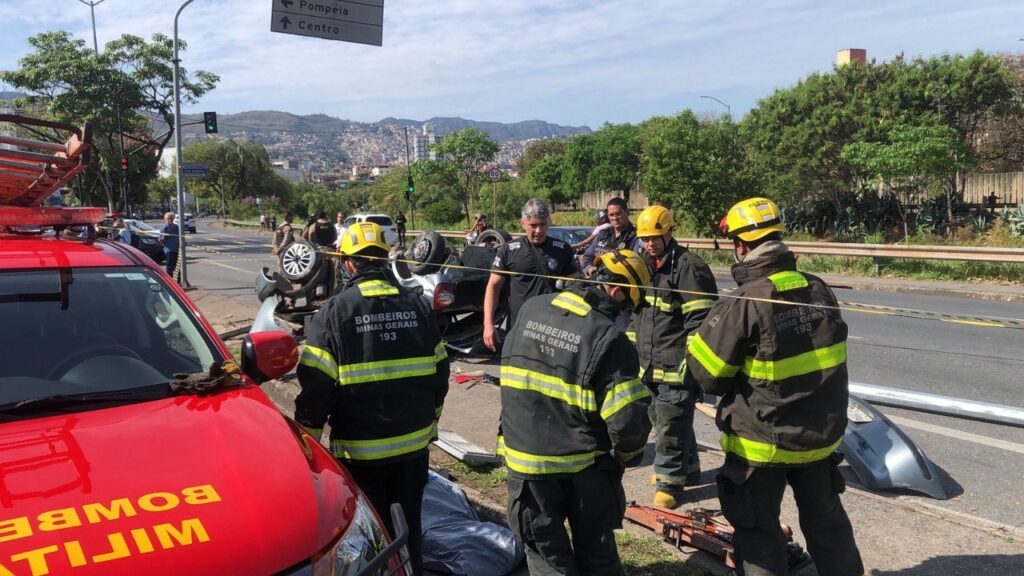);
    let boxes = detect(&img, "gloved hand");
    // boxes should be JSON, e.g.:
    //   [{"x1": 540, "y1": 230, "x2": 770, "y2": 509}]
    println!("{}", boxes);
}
[{"x1": 170, "y1": 360, "x2": 242, "y2": 395}]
